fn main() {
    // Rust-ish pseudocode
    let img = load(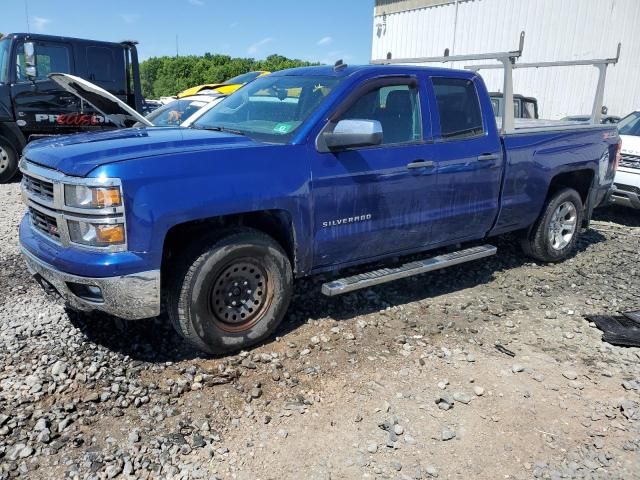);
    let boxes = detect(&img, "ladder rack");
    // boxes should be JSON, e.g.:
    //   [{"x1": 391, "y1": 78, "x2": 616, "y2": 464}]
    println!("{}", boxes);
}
[
  {"x1": 372, "y1": 32, "x2": 621, "y2": 133},
  {"x1": 465, "y1": 43, "x2": 621, "y2": 125}
]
